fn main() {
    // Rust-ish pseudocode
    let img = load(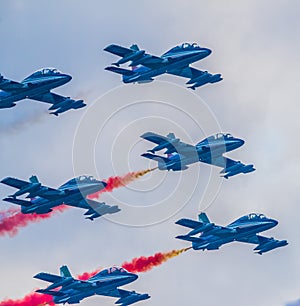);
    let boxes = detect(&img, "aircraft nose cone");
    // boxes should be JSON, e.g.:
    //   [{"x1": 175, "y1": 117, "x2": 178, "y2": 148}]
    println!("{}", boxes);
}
[
  {"x1": 96, "y1": 181, "x2": 107, "y2": 189},
  {"x1": 129, "y1": 273, "x2": 138, "y2": 281},
  {"x1": 239, "y1": 139, "x2": 245, "y2": 146},
  {"x1": 65, "y1": 74, "x2": 72, "y2": 82},
  {"x1": 204, "y1": 48, "x2": 212, "y2": 56}
]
